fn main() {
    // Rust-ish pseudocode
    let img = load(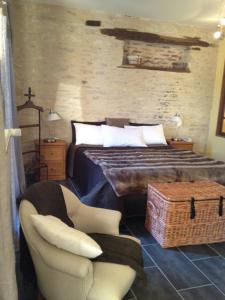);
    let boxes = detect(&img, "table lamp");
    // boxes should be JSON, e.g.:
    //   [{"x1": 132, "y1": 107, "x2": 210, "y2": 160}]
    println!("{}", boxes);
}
[
  {"x1": 172, "y1": 113, "x2": 183, "y2": 141},
  {"x1": 44, "y1": 109, "x2": 61, "y2": 143}
]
